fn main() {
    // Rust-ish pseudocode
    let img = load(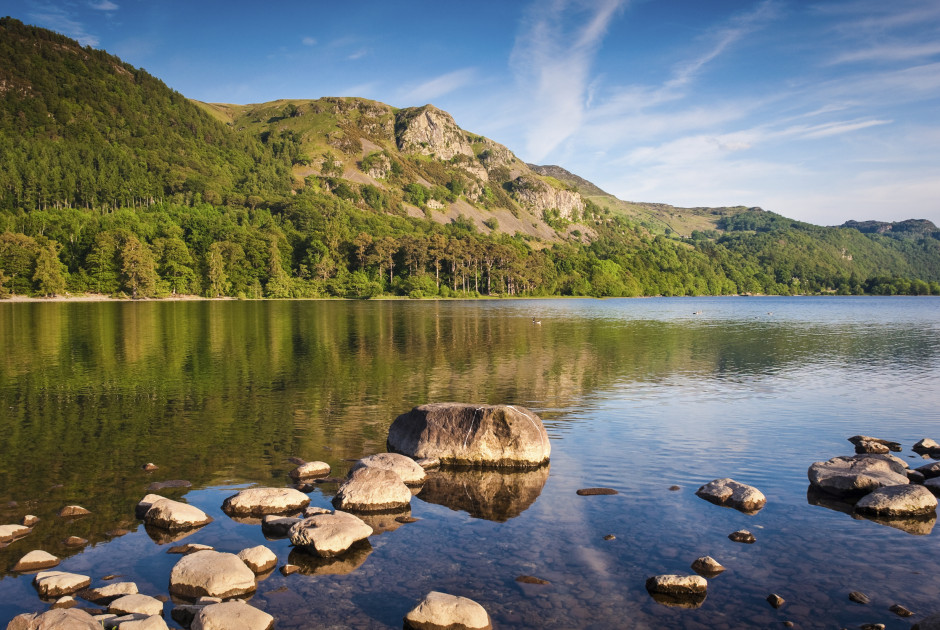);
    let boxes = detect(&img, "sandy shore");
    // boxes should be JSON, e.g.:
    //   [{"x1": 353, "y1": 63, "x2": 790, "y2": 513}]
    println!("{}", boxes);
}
[{"x1": 1, "y1": 293, "x2": 222, "y2": 303}]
